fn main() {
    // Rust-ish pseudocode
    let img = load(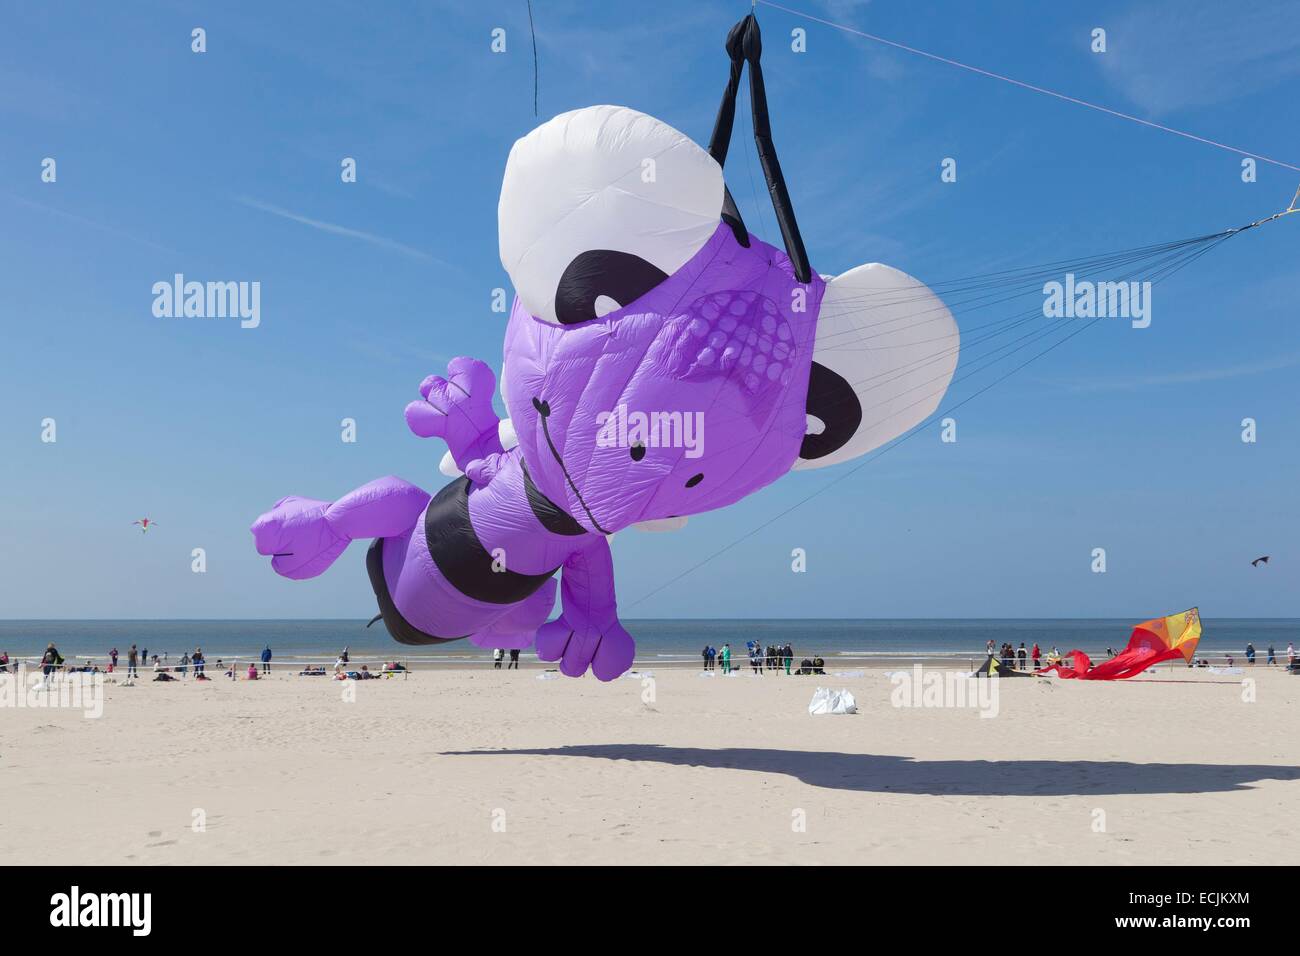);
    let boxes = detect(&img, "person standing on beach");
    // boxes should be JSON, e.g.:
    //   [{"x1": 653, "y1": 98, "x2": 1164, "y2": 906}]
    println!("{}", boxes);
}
[
  {"x1": 783, "y1": 643, "x2": 793, "y2": 675},
  {"x1": 141, "y1": 647, "x2": 149, "y2": 668},
  {"x1": 41, "y1": 643, "x2": 63, "y2": 677},
  {"x1": 127, "y1": 644, "x2": 138, "y2": 678},
  {"x1": 109, "y1": 647, "x2": 119, "y2": 671},
  {"x1": 1245, "y1": 643, "x2": 1256, "y2": 665},
  {"x1": 720, "y1": 643, "x2": 731, "y2": 674},
  {"x1": 508, "y1": 648, "x2": 520, "y2": 669},
  {"x1": 702, "y1": 645, "x2": 711, "y2": 670},
  {"x1": 493, "y1": 647, "x2": 504, "y2": 669},
  {"x1": 1016, "y1": 643, "x2": 1028, "y2": 670},
  {"x1": 260, "y1": 645, "x2": 272, "y2": 674},
  {"x1": 1267, "y1": 644, "x2": 1276, "y2": 666},
  {"x1": 193, "y1": 647, "x2": 205, "y2": 677},
  {"x1": 1288, "y1": 642, "x2": 1296, "y2": 668}
]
